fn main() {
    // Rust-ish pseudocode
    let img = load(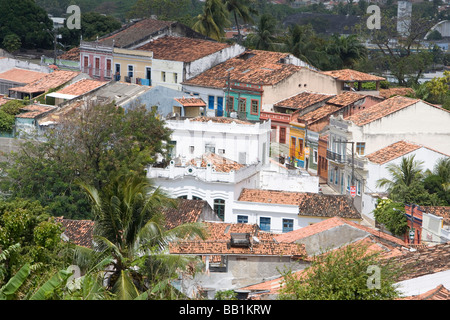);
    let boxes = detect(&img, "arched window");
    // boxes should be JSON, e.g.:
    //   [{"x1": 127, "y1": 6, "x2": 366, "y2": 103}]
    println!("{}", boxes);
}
[{"x1": 214, "y1": 199, "x2": 225, "y2": 221}]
